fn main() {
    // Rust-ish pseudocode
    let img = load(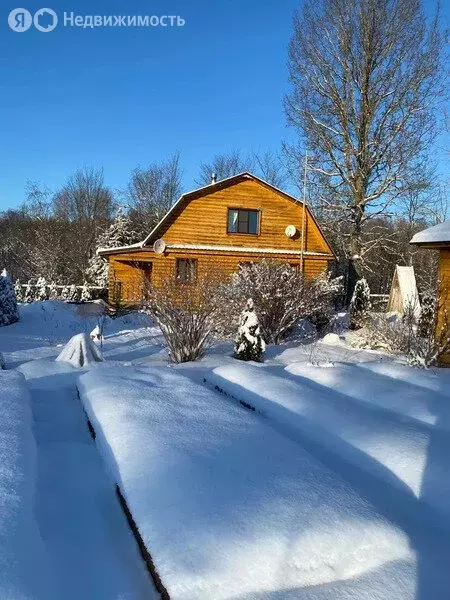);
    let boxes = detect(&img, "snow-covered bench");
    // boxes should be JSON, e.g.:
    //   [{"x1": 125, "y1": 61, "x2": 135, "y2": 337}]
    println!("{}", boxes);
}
[{"x1": 0, "y1": 371, "x2": 54, "y2": 599}]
